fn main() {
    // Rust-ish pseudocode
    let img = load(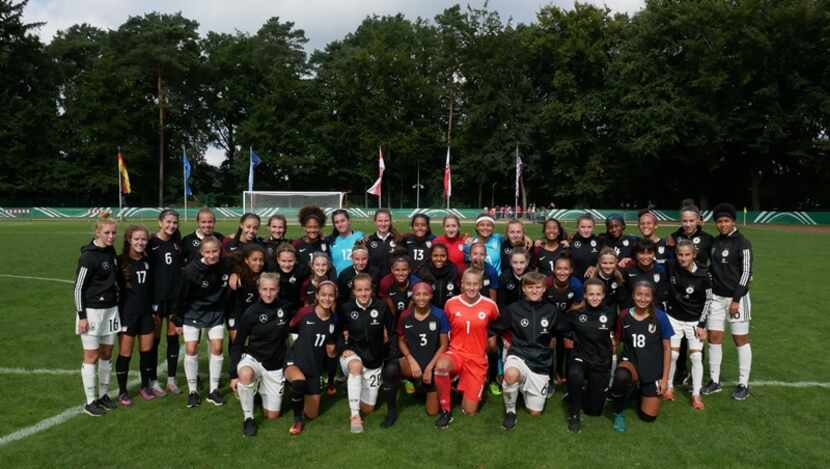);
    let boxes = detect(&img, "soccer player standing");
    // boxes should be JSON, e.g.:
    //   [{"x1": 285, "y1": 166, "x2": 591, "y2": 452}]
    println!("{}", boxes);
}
[
  {"x1": 328, "y1": 209, "x2": 364, "y2": 275},
  {"x1": 434, "y1": 214, "x2": 467, "y2": 273},
  {"x1": 401, "y1": 213, "x2": 434, "y2": 273},
  {"x1": 365, "y1": 209, "x2": 399, "y2": 277},
  {"x1": 701, "y1": 203, "x2": 753, "y2": 400},
  {"x1": 668, "y1": 205, "x2": 714, "y2": 268},
  {"x1": 74, "y1": 215, "x2": 120, "y2": 416},
  {"x1": 433, "y1": 269, "x2": 500, "y2": 428},
  {"x1": 533, "y1": 218, "x2": 568, "y2": 276},
  {"x1": 569, "y1": 214, "x2": 601, "y2": 279},
  {"x1": 293, "y1": 206, "x2": 330, "y2": 270}
]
